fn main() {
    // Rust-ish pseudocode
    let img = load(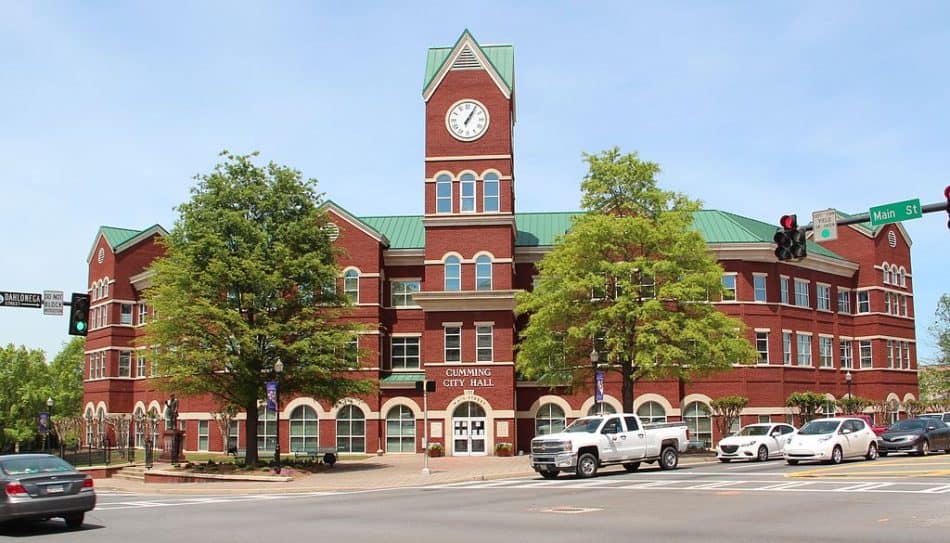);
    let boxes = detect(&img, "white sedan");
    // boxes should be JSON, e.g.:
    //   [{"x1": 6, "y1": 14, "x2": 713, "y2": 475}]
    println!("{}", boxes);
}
[
  {"x1": 785, "y1": 417, "x2": 879, "y2": 465},
  {"x1": 716, "y1": 423, "x2": 796, "y2": 462}
]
